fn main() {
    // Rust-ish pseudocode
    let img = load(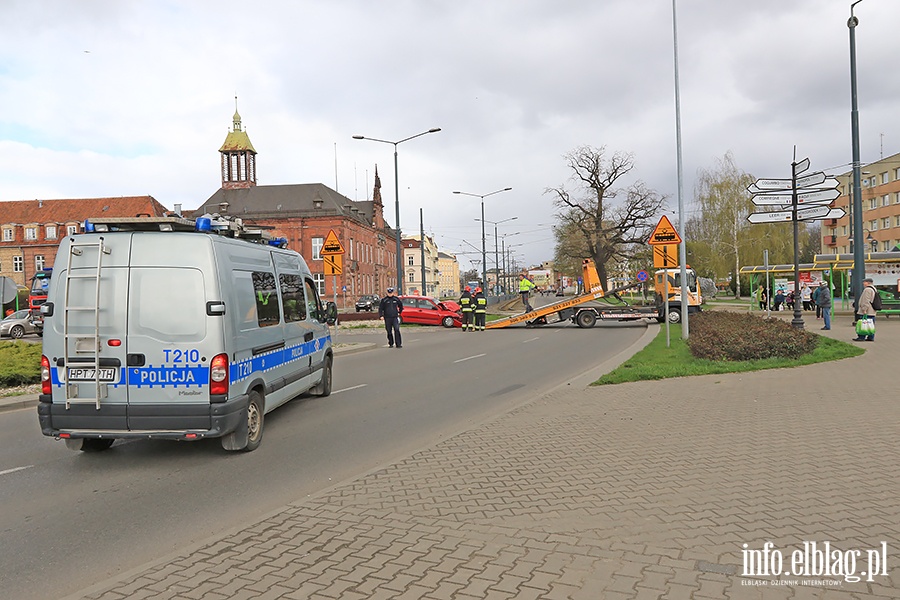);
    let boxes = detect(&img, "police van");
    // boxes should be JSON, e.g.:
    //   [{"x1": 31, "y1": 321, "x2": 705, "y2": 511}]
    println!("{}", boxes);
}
[{"x1": 37, "y1": 215, "x2": 337, "y2": 452}]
